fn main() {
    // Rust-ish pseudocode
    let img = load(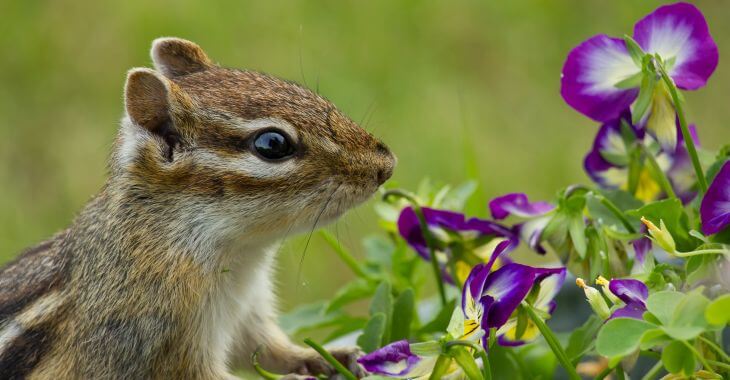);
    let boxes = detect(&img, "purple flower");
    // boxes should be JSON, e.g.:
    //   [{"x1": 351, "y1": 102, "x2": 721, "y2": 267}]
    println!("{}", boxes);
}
[
  {"x1": 397, "y1": 206, "x2": 518, "y2": 264},
  {"x1": 584, "y1": 114, "x2": 700, "y2": 203},
  {"x1": 461, "y1": 251, "x2": 566, "y2": 349},
  {"x1": 489, "y1": 193, "x2": 555, "y2": 254},
  {"x1": 606, "y1": 278, "x2": 649, "y2": 319},
  {"x1": 357, "y1": 340, "x2": 433, "y2": 378},
  {"x1": 700, "y1": 161, "x2": 730, "y2": 235},
  {"x1": 561, "y1": 2, "x2": 718, "y2": 122},
  {"x1": 632, "y1": 237, "x2": 653, "y2": 266}
]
